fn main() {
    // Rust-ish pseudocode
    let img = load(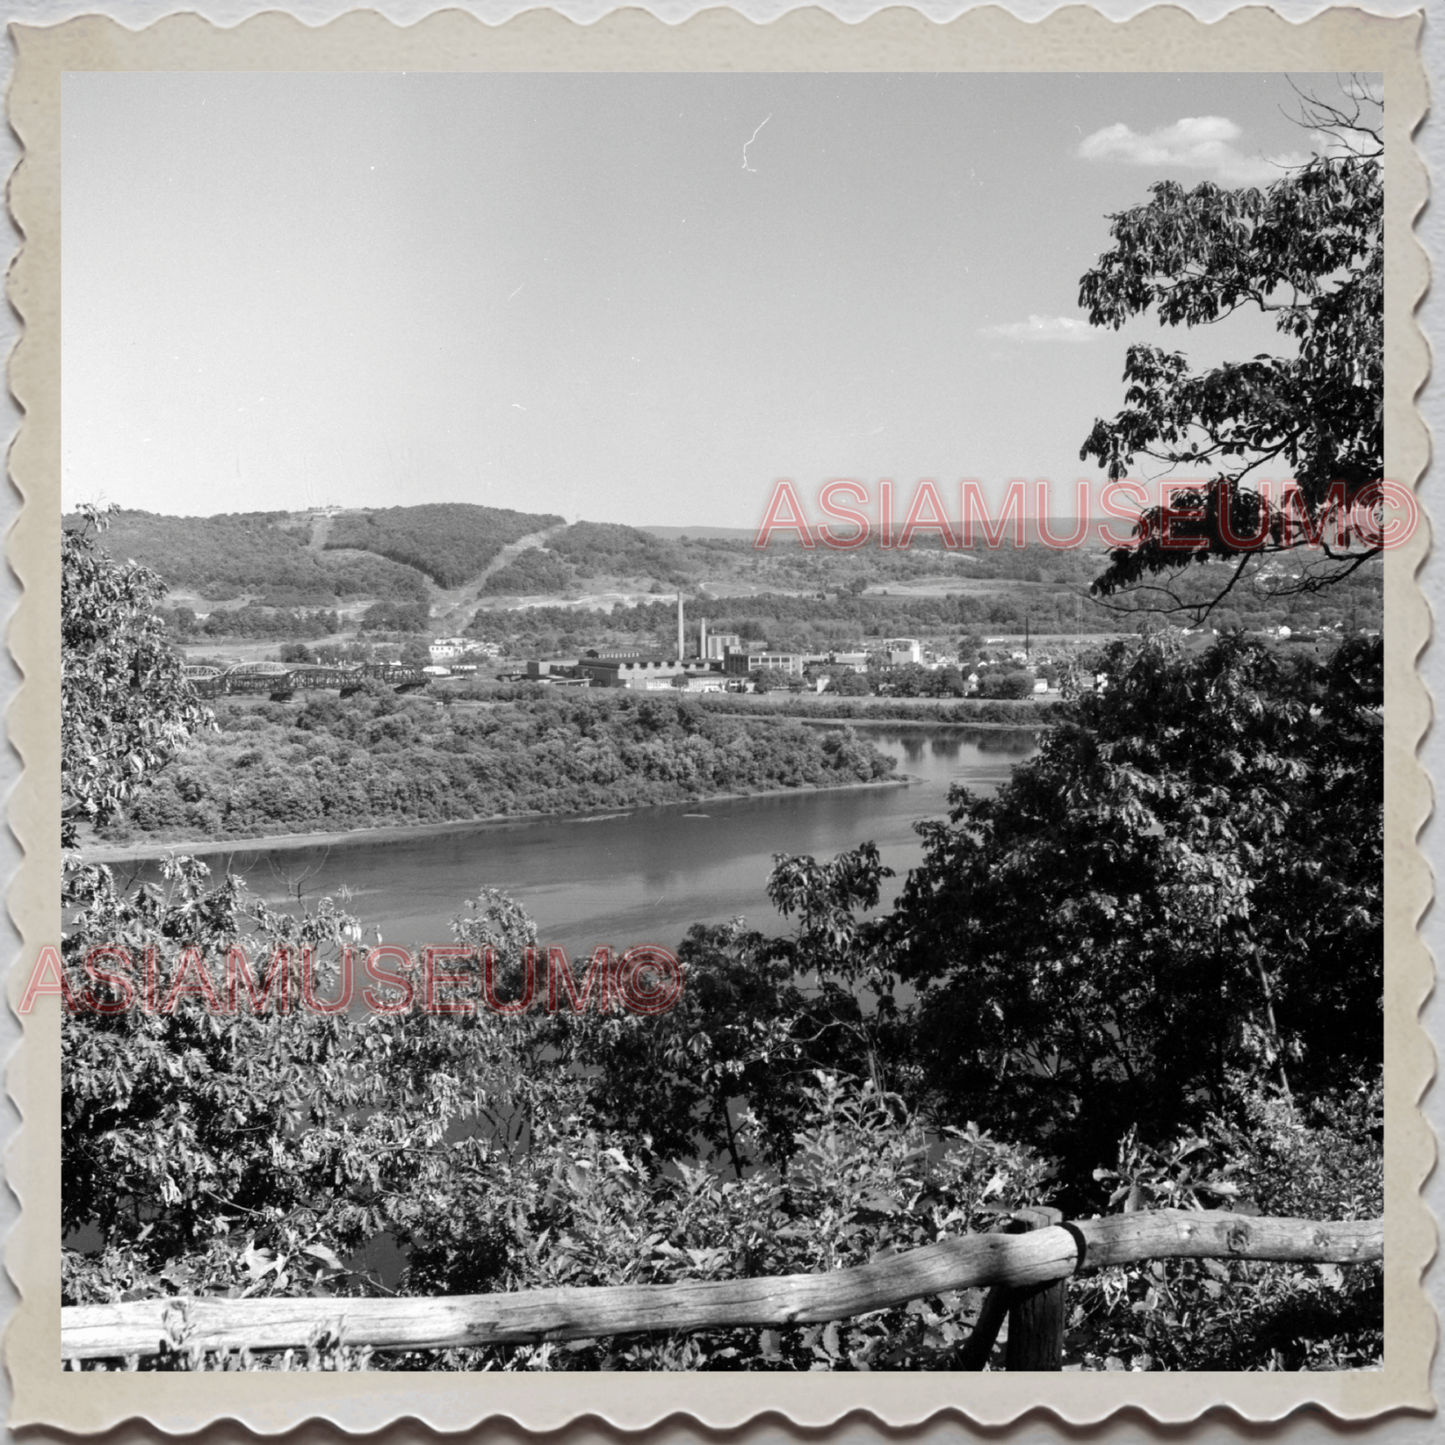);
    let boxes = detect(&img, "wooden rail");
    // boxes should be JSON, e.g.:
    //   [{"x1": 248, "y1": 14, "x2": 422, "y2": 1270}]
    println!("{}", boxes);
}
[{"x1": 60, "y1": 1211, "x2": 1381, "y2": 1363}]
